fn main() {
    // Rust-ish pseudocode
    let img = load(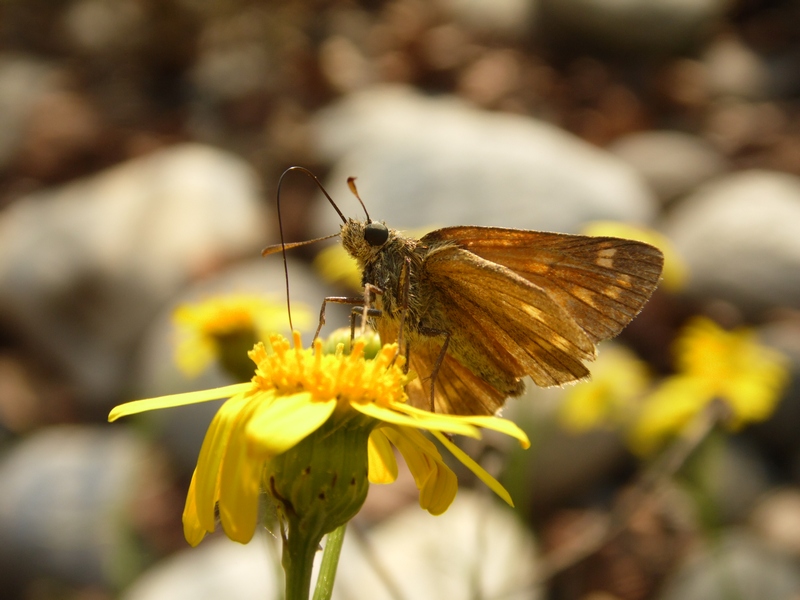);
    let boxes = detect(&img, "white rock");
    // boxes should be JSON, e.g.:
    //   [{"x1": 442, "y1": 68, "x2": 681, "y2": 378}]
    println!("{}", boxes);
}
[
  {"x1": 122, "y1": 533, "x2": 279, "y2": 600},
  {"x1": 663, "y1": 170, "x2": 800, "y2": 314},
  {"x1": 440, "y1": 0, "x2": 538, "y2": 39},
  {"x1": 332, "y1": 491, "x2": 541, "y2": 600},
  {"x1": 311, "y1": 86, "x2": 657, "y2": 236},
  {"x1": 539, "y1": 0, "x2": 731, "y2": 53},
  {"x1": 703, "y1": 34, "x2": 769, "y2": 100},
  {"x1": 0, "y1": 144, "x2": 268, "y2": 405},
  {"x1": 0, "y1": 426, "x2": 154, "y2": 586},
  {"x1": 0, "y1": 54, "x2": 58, "y2": 169},
  {"x1": 122, "y1": 491, "x2": 539, "y2": 600},
  {"x1": 658, "y1": 531, "x2": 800, "y2": 600},
  {"x1": 610, "y1": 130, "x2": 729, "y2": 204}
]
